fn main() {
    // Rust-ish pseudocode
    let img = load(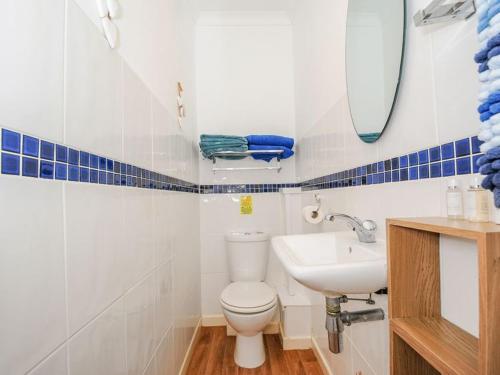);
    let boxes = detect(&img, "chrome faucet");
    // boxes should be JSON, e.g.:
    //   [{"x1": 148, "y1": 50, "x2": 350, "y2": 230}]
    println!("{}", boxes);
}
[{"x1": 324, "y1": 213, "x2": 377, "y2": 243}]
